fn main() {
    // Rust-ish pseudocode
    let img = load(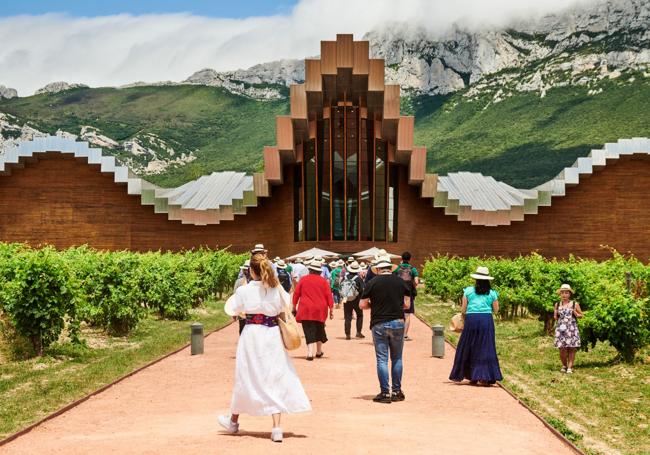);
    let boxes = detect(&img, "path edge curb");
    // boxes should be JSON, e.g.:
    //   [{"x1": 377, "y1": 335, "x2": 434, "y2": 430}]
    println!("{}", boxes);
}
[
  {"x1": 0, "y1": 319, "x2": 234, "y2": 447},
  {"x1": 414, "y1": 313, "x2": 585, "y2": 455}
]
